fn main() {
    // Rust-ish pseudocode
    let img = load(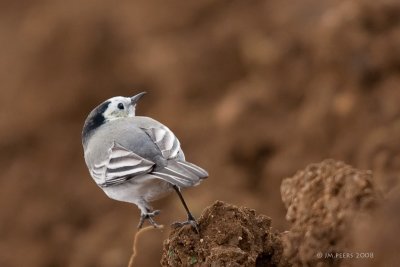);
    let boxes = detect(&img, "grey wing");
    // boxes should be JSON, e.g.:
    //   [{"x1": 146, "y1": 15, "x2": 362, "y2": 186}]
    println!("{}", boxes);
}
[
  {"x1": 141, "y1": 126, "x2": 182, "y2": 160},
  {"x1": 92, "y1": 141, "x2": 155, "y2": 187},
  {"x1": 152, "y1": 160, "x2": 208, "y2": 187},
  {"x1": 141, "y1": 125, "x2": 208, "y2": 188}
]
